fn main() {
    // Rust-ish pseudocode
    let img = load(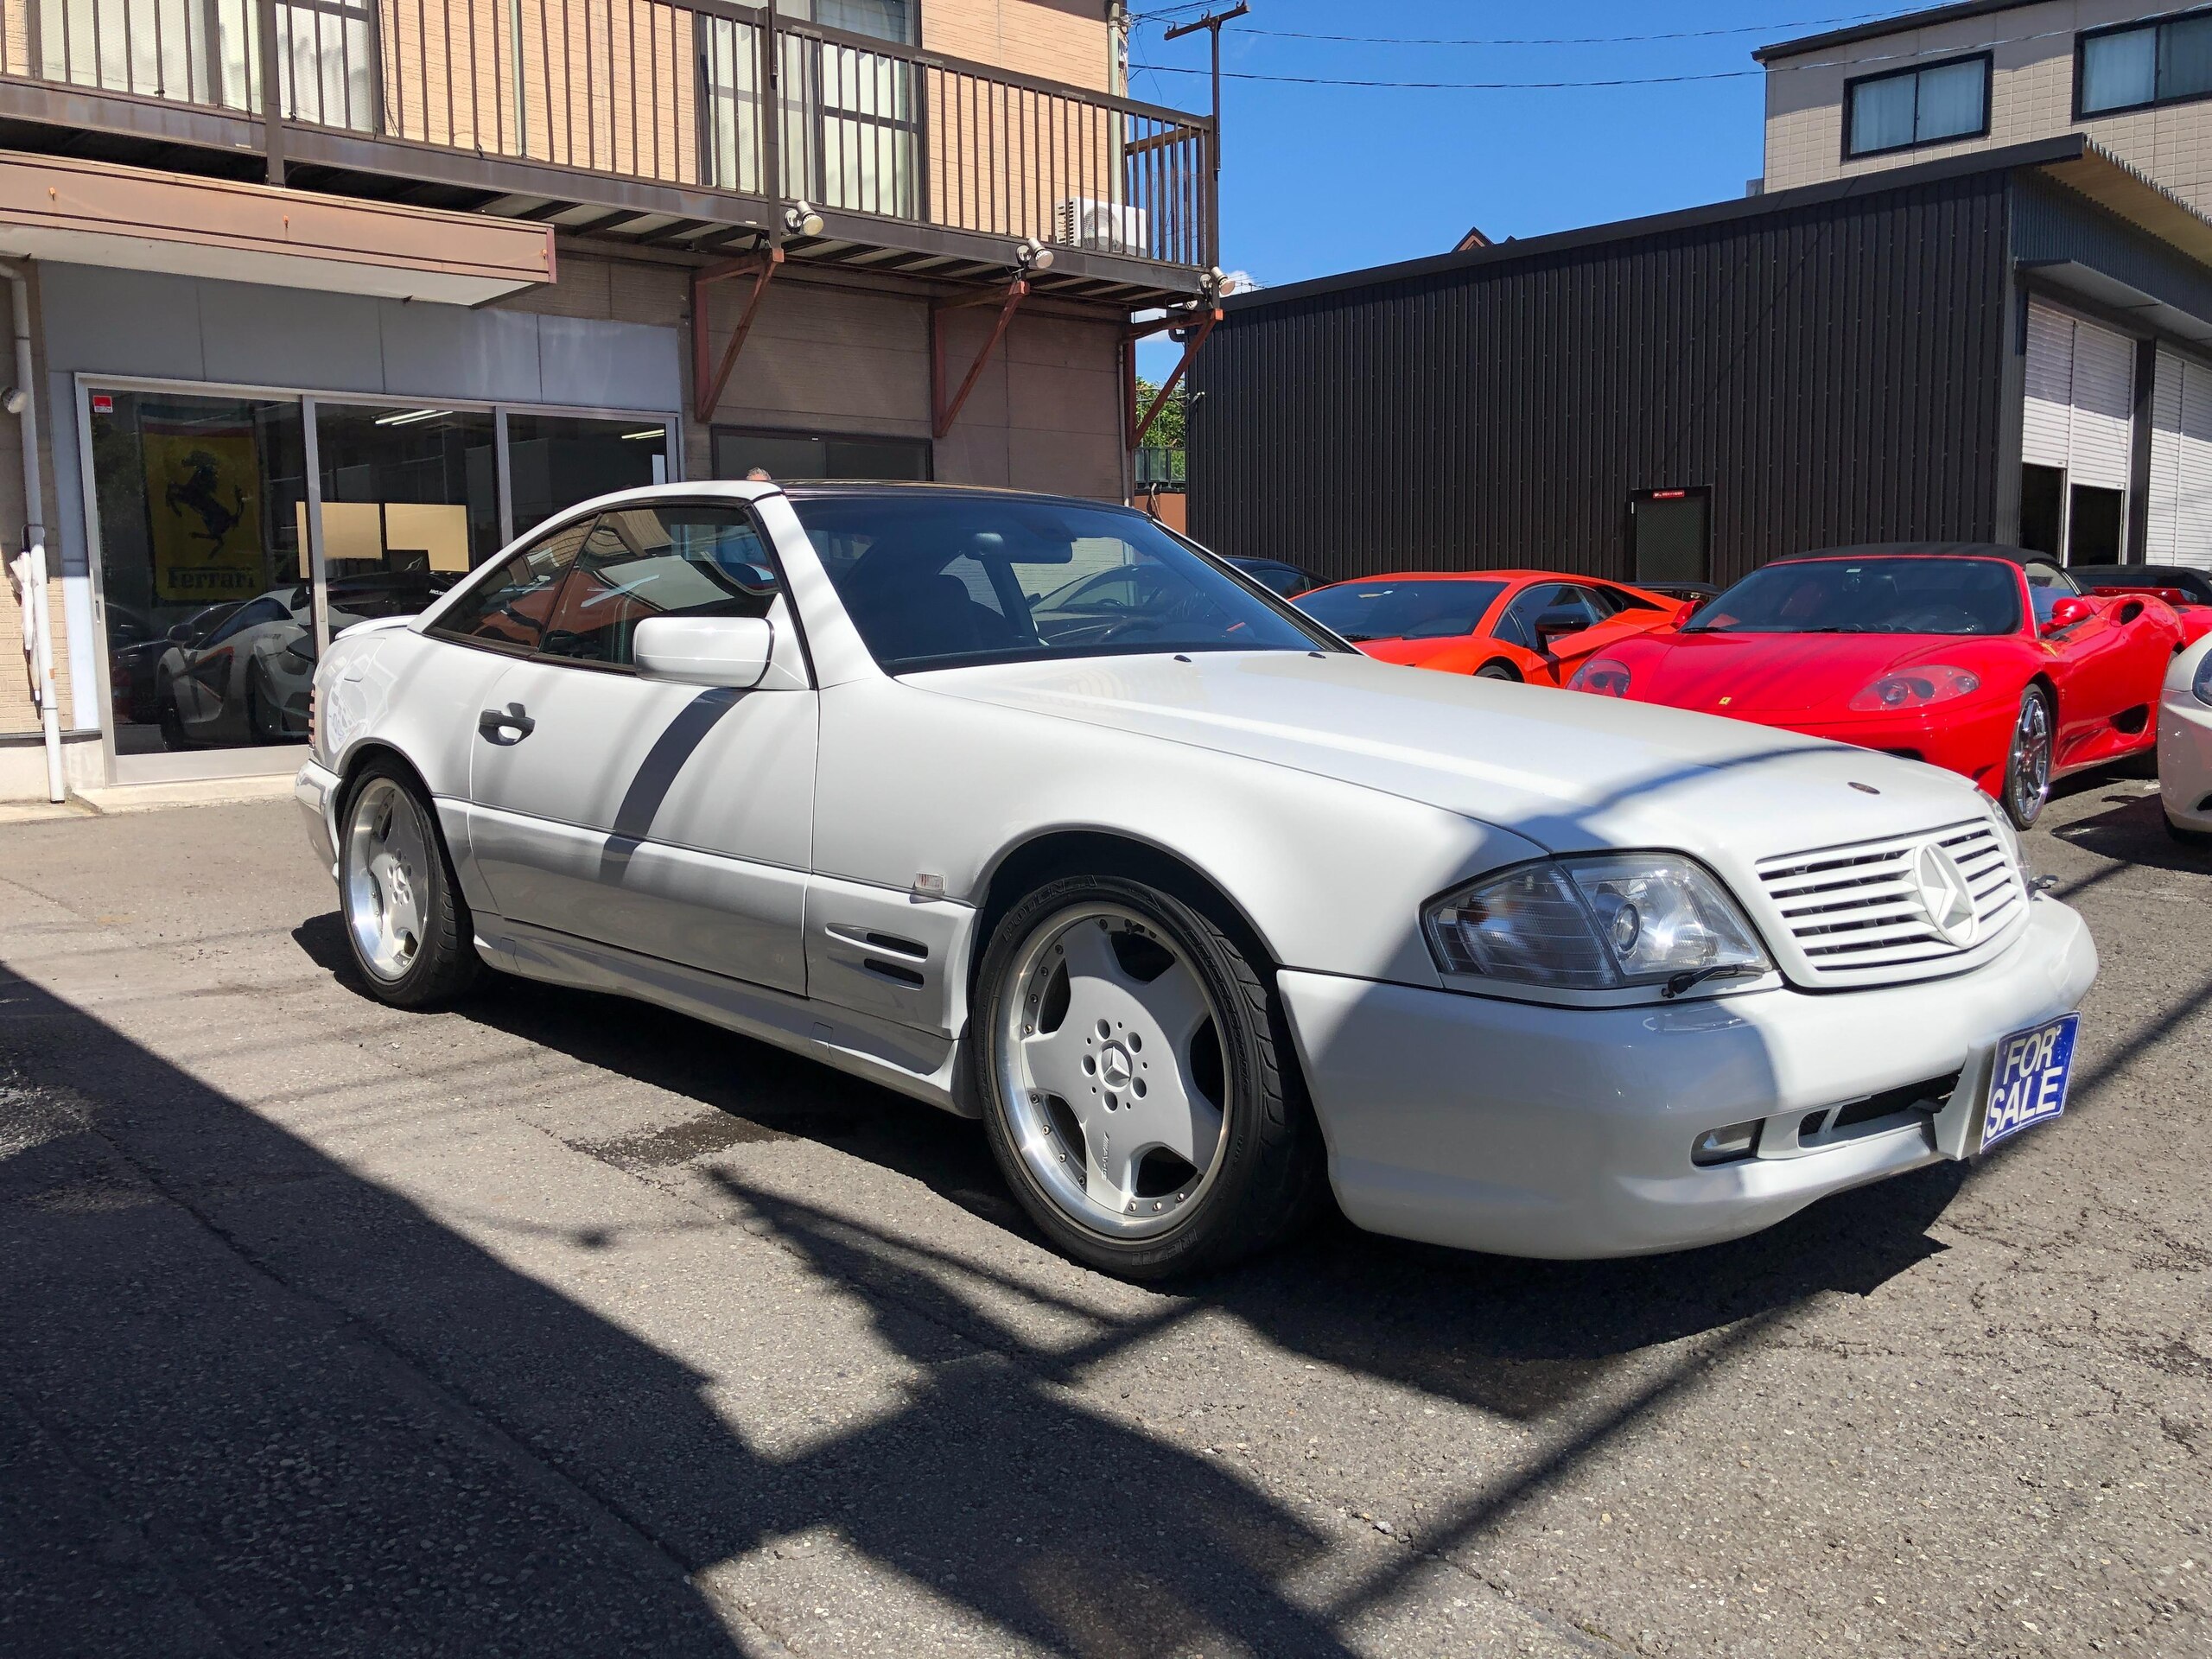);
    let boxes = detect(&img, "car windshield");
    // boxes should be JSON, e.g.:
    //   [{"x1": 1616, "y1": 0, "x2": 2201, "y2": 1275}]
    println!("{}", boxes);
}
[
  {"x1": 1686, "y1": 557, "x2": 2024, "y2": 637},
  {"x1": 791, "y1": 494, "x2": 1332, "y2": 672},
  {"x1": 1294, "y1": 578, "x2": 1509, "y2": 642}
]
